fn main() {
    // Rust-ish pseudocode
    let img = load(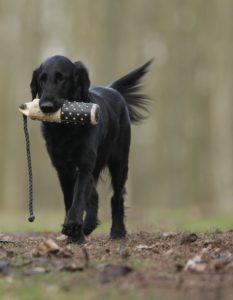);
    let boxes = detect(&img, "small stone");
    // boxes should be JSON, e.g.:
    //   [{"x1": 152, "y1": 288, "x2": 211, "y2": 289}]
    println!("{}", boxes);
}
[
  {"x1": 0, "y1": 261, "x2": 10, "y2": 275},
  {"x1": 24, "y1": 267, "x2": 46, "y2": 276},
  {"x1": 184, "y1": 256, "x2": 207, "y2": 272},
  {"x1": 162, "y1": 232, "x2": 176, "y2": 238},
  {"x1": 135, "y1": 244, "x2": 154, "y2": 251},
  {"x1": 181, "y1": 233, "x2": 198, "y2": 245}
]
